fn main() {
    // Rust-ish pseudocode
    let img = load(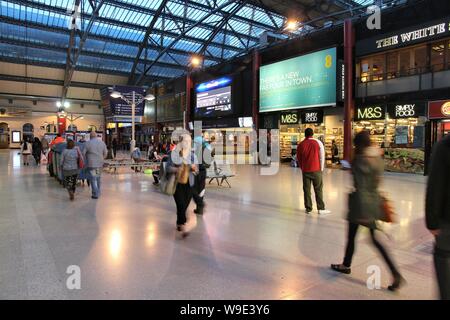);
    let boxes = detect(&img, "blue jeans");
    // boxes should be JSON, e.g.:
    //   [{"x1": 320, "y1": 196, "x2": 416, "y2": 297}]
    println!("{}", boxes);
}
[{"x1": 89, "y1": 168, "x2": 102, "y2": 198}]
